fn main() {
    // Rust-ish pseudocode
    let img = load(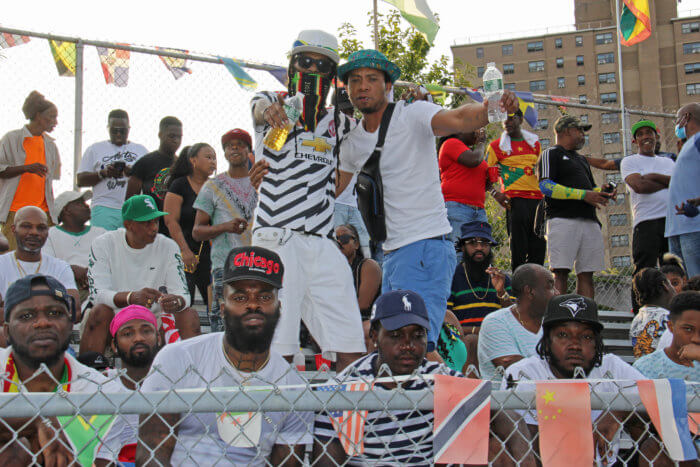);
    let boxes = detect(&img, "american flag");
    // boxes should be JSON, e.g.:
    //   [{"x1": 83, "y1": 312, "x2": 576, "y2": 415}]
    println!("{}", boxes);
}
[
  {"x1": 317, "y1": 382, "x2": 370, "y2": 456},
  {"x1": 0, "y1": 33, "x2": 30, "y2": 49},
  {"x1": 96, "y1": 46, "x2": 130, "y2": 87}
]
